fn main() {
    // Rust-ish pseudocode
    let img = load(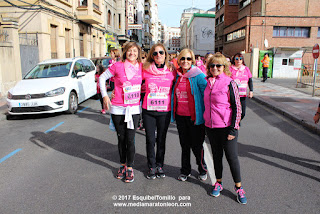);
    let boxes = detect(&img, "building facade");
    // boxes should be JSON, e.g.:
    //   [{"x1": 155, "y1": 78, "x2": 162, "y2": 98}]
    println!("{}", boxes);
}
[
  {"x1": 187, "y1": 13, "x2": 215, "y2": 56},
  {"x1": 162, "y1": 26, "x2": 180, "y2": 53}
]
